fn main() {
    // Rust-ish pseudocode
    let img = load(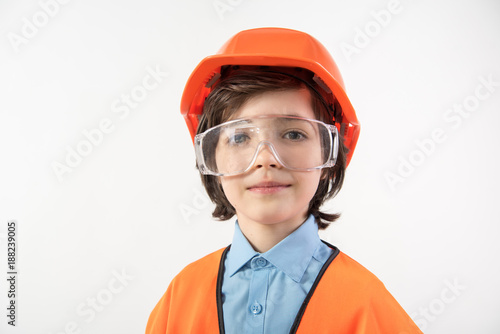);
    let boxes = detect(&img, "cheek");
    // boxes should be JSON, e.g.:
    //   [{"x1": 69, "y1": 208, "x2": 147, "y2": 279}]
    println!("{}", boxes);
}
[
  {"x1": 219, "y1": 177, "x2": 242, "y2": 205},
  {"x1": 299, "y1": 172, "x2": 323, "y2": 199}
]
